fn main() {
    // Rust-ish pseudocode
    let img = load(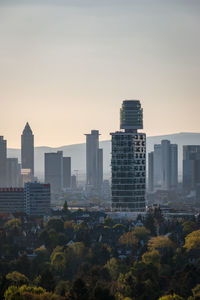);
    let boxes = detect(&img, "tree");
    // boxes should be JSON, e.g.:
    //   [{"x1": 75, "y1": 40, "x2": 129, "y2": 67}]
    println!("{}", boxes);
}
[
  {"x1": 182, "y1": 221, "x2": 197, "y2": 236},
  {"x1": 66, "y1": 278, "x2": 88, "y2": 300},
  {"x1": 148, "y1": 236, "x2": 175, "y2": 251},
  {"x1": 51, "y1": 247, "x2": 66, "y2": 273},
  {"x1": 55, "y1": 280, "x2": 70, "y2": 297},
  {"x1": 142, "y1": 250, "x2": 161, "y2": 268},
  {"x1": 6, "y1": 271, "x2": 29, "y2": 287},
  {"x1": 4, "y1": 285, "x2": 46, "y2": 300},
  {"x1": 132, "y1": 226, "x2": 150, "y2": 241},
  {"x1": 36, "y1": 269, "x2": 56, "y2": 292},
  {"x1": 158, "y1": 295, "x2": 184, "y2": 300},
  {"x1": 119, "y1": 231, "x2": 138, "y2": 248},
  {"x1": 105, "y1": 258, "x2": 126, "y2": 280},
  {"x1": 184, "y1": 230, "x2": 200, "y2": 252}
]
